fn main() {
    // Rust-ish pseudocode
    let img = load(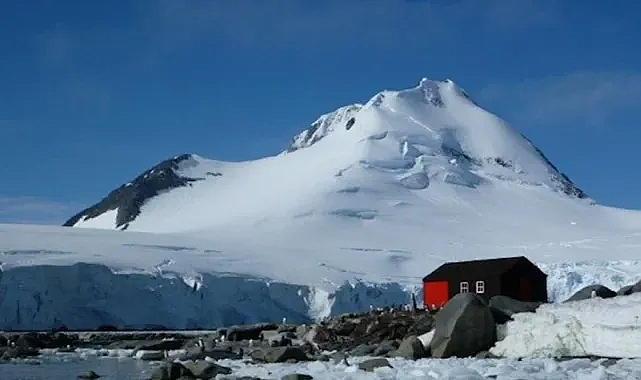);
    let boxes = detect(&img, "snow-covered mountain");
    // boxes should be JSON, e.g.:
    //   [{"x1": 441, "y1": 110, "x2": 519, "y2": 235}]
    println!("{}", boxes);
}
[
  {"x1": 67, "y1": 78, "x2": 588, "y2": 233},
  {"x1": 2, "y1": 77, "x2": 641, "y2": 331}
]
